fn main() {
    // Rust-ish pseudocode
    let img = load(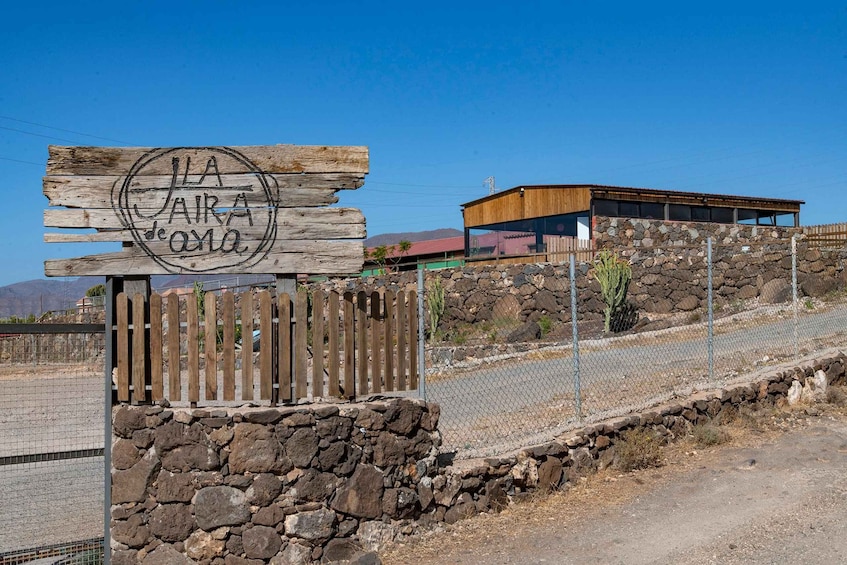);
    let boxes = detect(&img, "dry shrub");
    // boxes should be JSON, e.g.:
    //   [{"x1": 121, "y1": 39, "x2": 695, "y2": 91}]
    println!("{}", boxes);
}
[
  {"x1": 692, "y1": 423, "x2": 731, "y2": 447},
  {"x1": 826, "y1": 386, "x2": 847, "y2": 407},
  {"x1": 614, "y1": 429, "x2": 663, "y2": 472}
]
